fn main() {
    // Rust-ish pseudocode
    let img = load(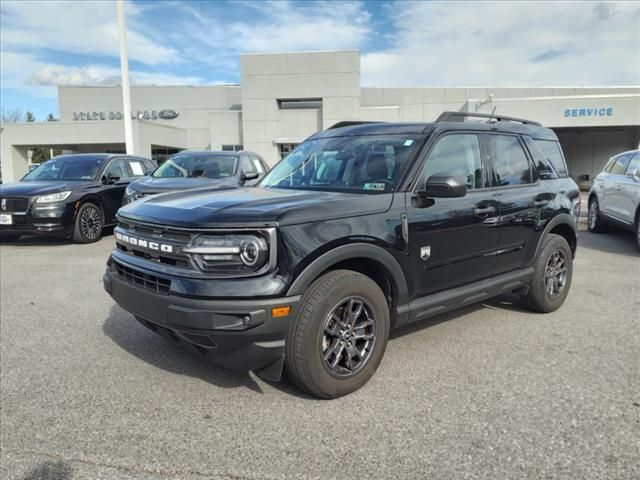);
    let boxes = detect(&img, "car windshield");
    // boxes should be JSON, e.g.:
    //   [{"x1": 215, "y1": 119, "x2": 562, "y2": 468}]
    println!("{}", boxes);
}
[
  {"x1": 153, "y1": 153, "x2": 238, "y2": 179},
  {"x1": 22, "y1": 155, "x2": 104, "y2": 181},
  {"x1": 260, "y1": 134, "x2": 423, "y2": 193}
]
